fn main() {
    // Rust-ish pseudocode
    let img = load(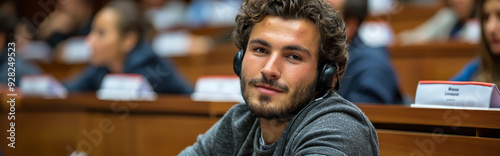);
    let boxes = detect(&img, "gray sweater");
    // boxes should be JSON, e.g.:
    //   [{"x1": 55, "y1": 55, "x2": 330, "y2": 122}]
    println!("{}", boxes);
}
[{"x1": 179, "y1": 92, "x2": 379, "y2": 155}]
